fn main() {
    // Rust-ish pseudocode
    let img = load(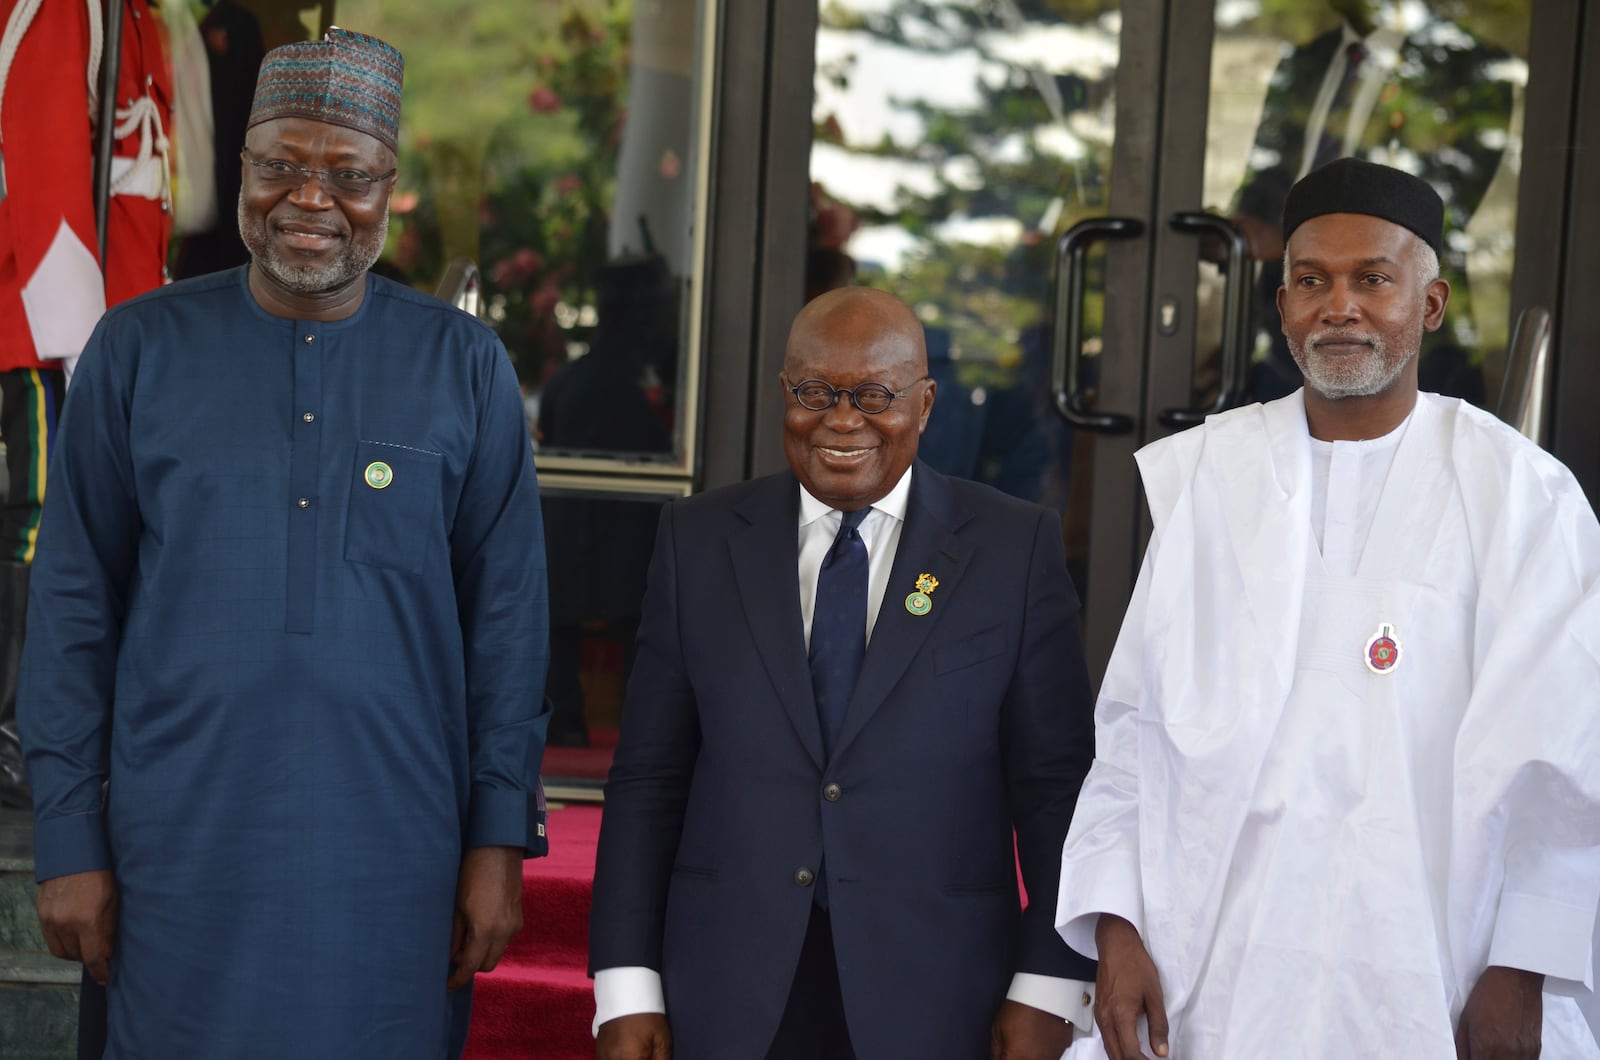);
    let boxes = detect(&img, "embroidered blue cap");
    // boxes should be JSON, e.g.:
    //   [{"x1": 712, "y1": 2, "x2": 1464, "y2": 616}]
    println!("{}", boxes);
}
[{"x1": 247, "y1": 27, "x2": 404, "y2": 151}]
